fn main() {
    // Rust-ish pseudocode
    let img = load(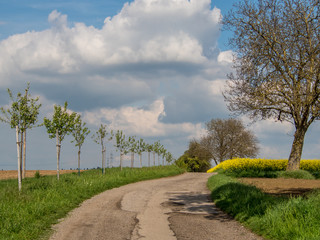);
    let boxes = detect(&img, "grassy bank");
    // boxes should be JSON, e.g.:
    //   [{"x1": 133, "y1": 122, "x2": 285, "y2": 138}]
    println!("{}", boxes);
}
[
  {"x1": 207, "y1": 174, "x2": 320, "y2": 240},
  {"x1": 0, "y1": 166, "x2": 184, "y2": 240}
]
